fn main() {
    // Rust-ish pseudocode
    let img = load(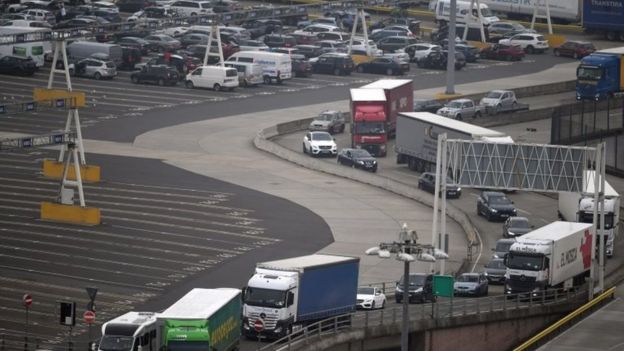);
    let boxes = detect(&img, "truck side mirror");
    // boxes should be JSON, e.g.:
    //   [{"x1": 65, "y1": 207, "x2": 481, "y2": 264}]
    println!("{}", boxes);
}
[{"x1": 241, "y1": 286, "x2": 247, "y2": 300}]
